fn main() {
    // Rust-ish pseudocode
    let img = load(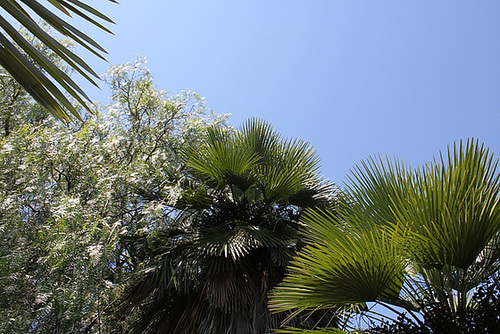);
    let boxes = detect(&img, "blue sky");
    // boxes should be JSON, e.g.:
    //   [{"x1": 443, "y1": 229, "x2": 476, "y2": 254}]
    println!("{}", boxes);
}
[{"x1": 84, "y1": 0, "x2": 500, "y2": 185}]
